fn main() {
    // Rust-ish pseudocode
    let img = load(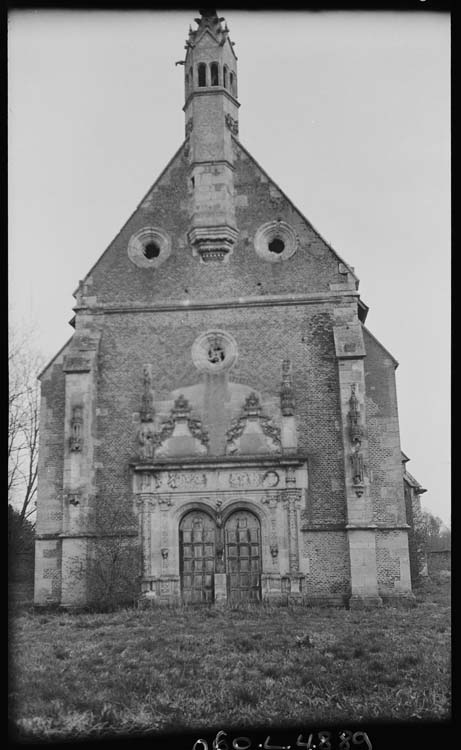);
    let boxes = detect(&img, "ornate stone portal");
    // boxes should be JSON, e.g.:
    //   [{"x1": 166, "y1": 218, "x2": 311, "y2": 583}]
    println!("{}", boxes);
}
[{"x1": 131, "y1": 458, "x2": 308, "y2": 604}]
